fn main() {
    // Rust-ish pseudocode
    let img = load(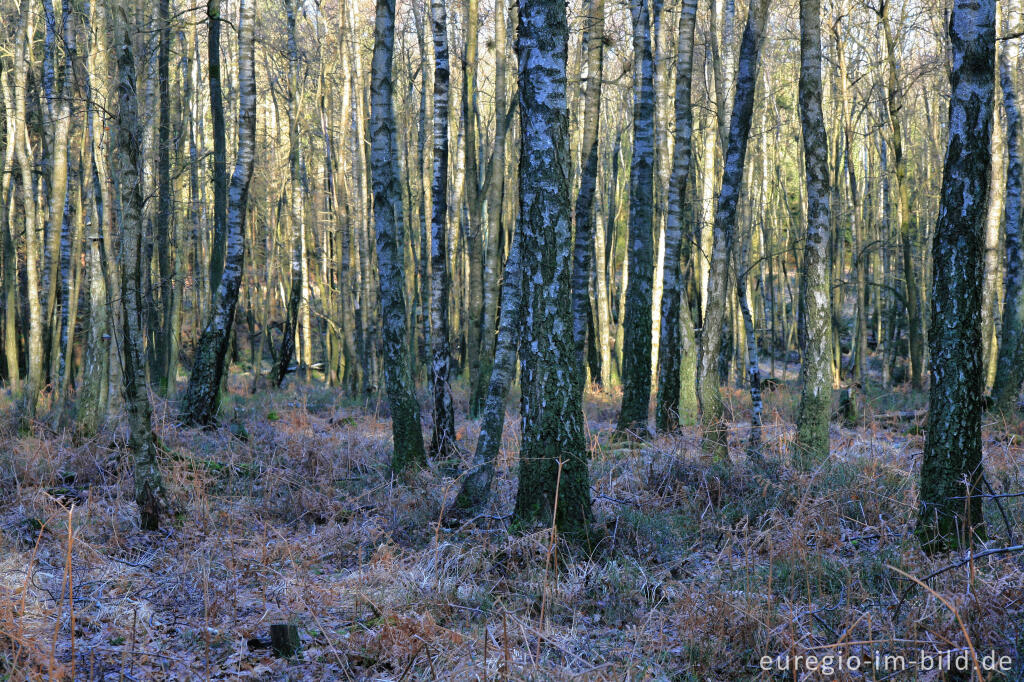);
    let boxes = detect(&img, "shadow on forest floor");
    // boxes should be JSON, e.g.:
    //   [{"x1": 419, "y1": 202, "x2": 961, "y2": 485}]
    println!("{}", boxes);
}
[{"x1": 0, "y1": 376, "x2": 1021, "y2": 679}]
